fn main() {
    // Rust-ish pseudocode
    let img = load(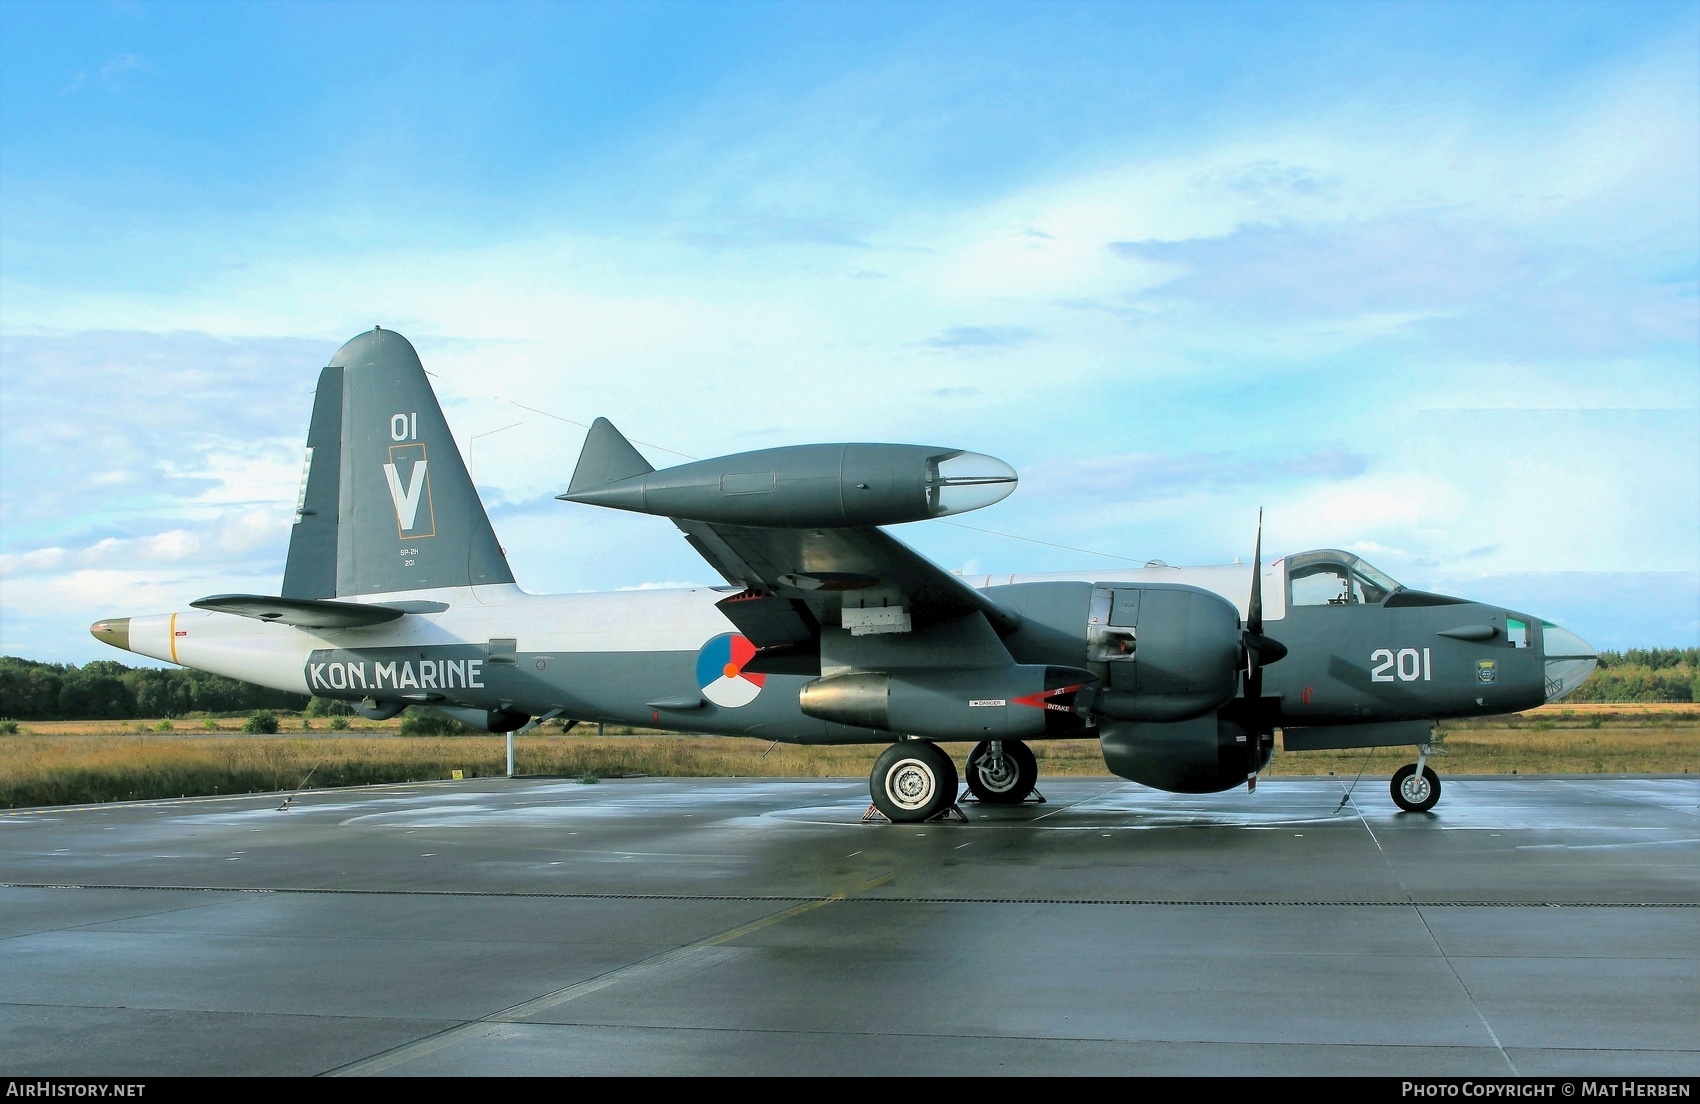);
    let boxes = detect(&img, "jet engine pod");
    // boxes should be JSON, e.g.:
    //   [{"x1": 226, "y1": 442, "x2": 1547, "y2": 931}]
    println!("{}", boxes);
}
[
  {"x1": 799, "y1": 665, "x2": 1094, "y2": 740},
  {"x1": 560, "y1": 442, "x2": 1016, "y2": 528},
  {"x1": 1098, "y1": 714, "x2": 1269, "y2": 794},
  {"x1": 1088, "y1": 583, "x2": 1241, "y2": 722}
]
